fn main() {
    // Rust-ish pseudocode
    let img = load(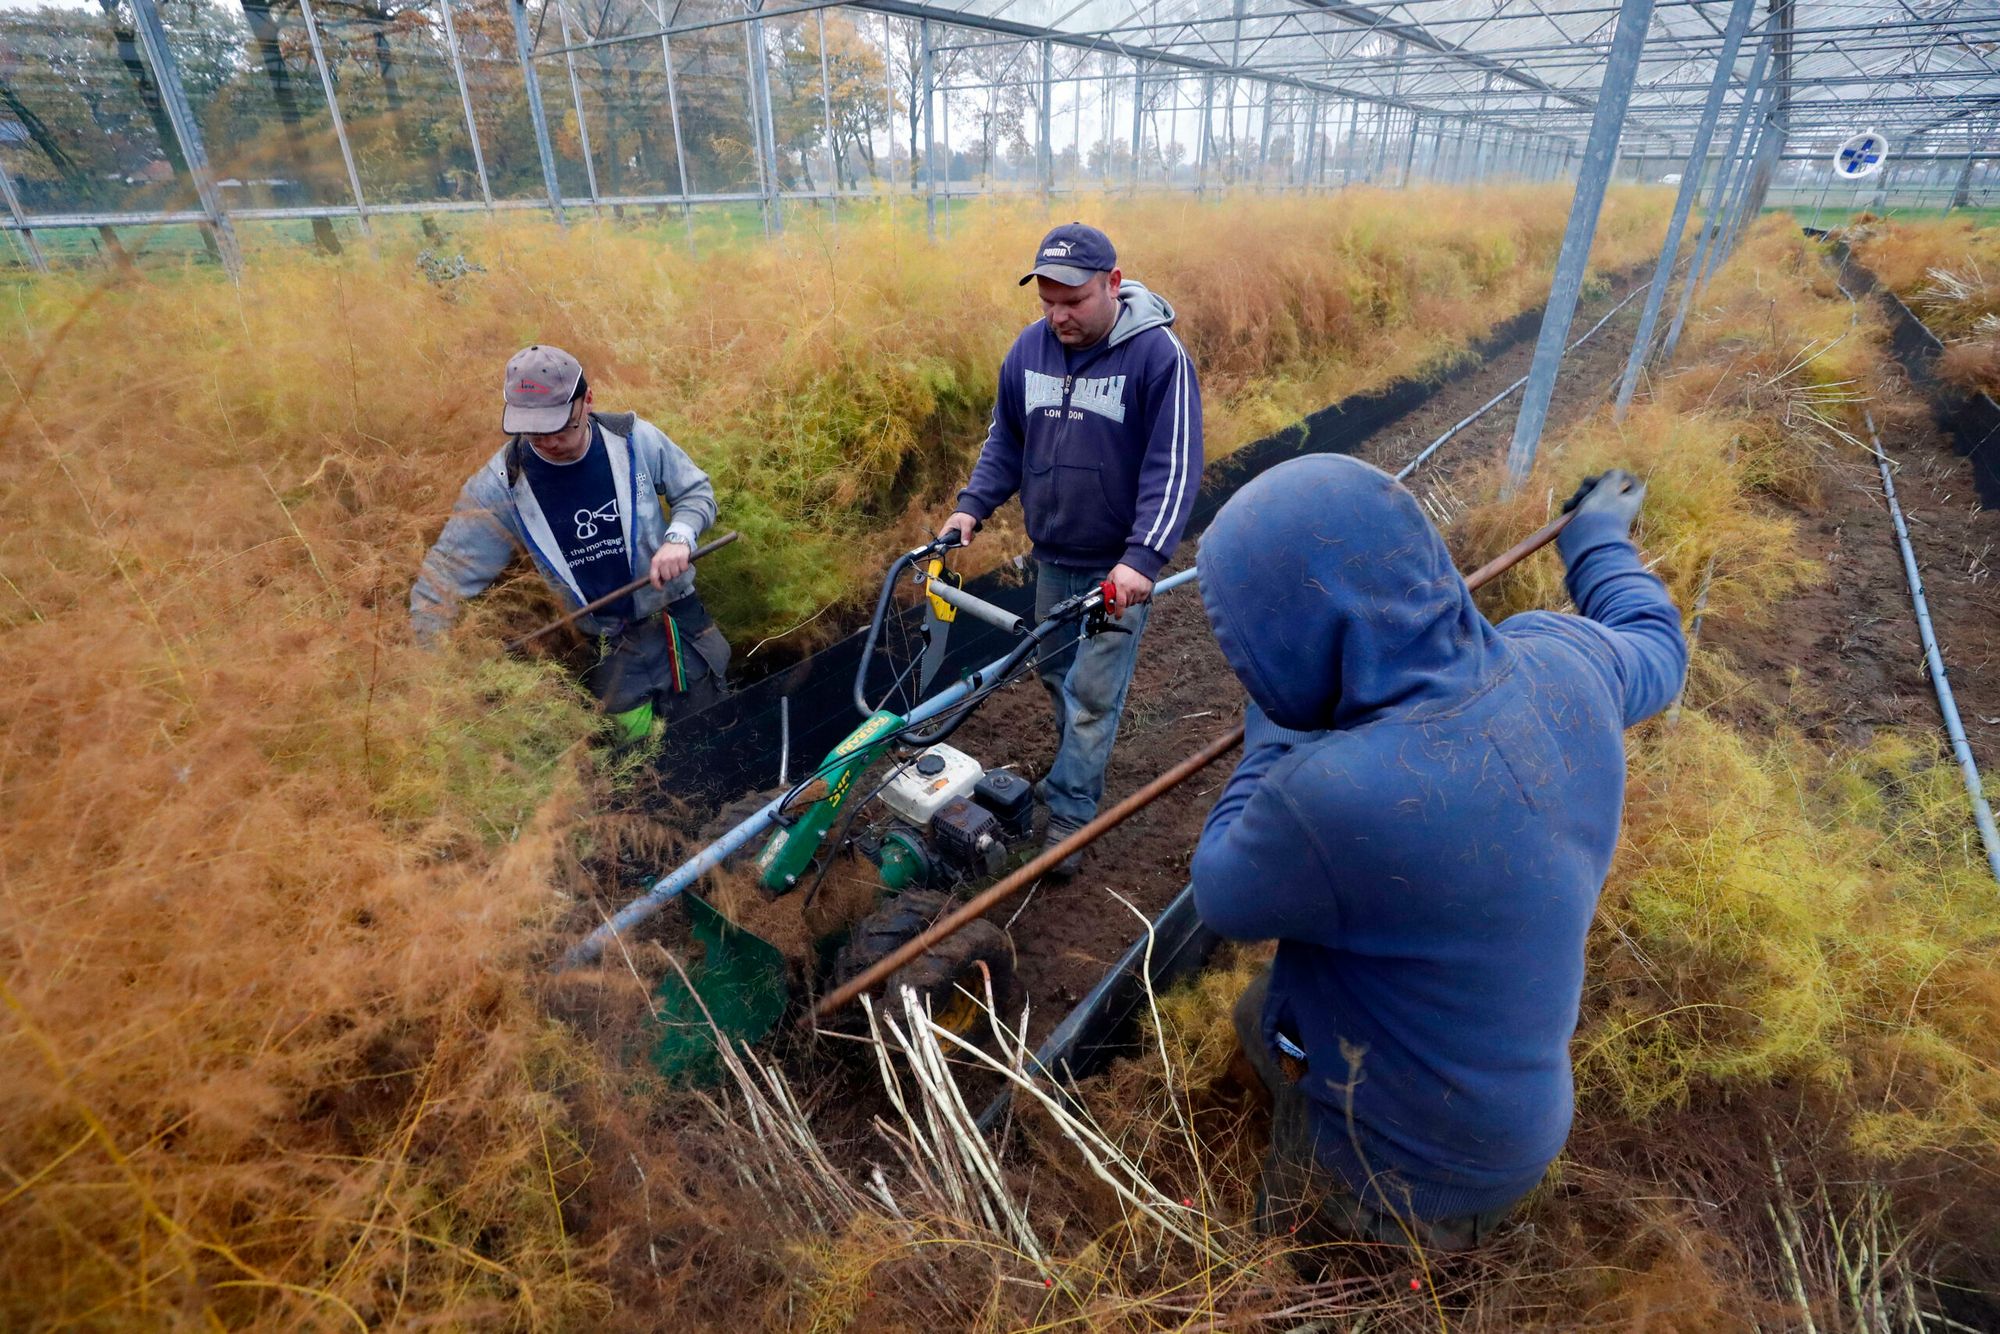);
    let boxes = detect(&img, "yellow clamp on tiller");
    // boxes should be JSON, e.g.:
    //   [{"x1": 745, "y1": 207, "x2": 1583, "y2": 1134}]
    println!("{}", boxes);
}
[{"x1": 924, "y1": 558, "x2": 962, "y2": 621}]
